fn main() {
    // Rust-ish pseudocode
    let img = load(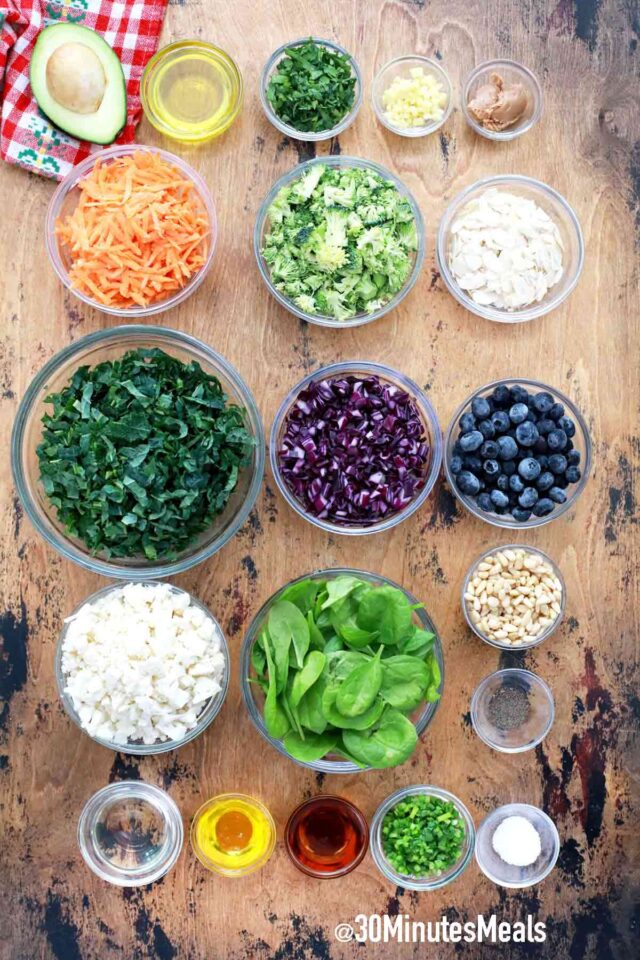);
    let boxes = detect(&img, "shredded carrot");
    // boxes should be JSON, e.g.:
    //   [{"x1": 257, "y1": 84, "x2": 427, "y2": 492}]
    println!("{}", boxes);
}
[{"x1": 55, "y1": 151, "x2": 211, "y2": 309}]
